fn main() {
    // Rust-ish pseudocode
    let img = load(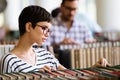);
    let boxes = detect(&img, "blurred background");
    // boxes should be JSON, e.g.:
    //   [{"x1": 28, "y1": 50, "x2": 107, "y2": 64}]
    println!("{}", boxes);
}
[{"x1": 0, "y1": 0, "x2": 120, "y2": 42}]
